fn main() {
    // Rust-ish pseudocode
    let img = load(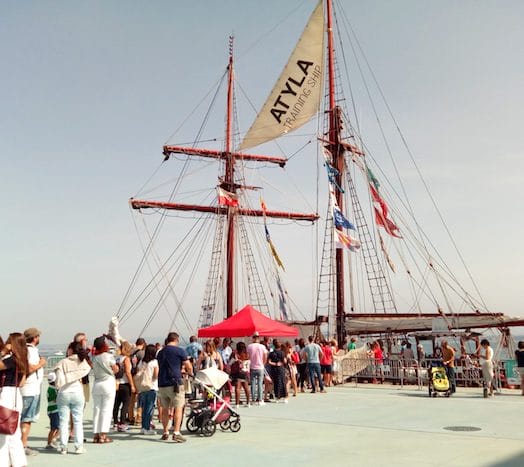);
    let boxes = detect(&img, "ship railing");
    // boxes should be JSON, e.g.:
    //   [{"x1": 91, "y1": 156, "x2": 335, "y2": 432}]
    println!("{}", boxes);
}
[
  {"x1": 333, "y1": 354, "x2": 488, "y2": 389},
  {"x1": 333, "y1": 355, "x2": 418, "y2": 388}
]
